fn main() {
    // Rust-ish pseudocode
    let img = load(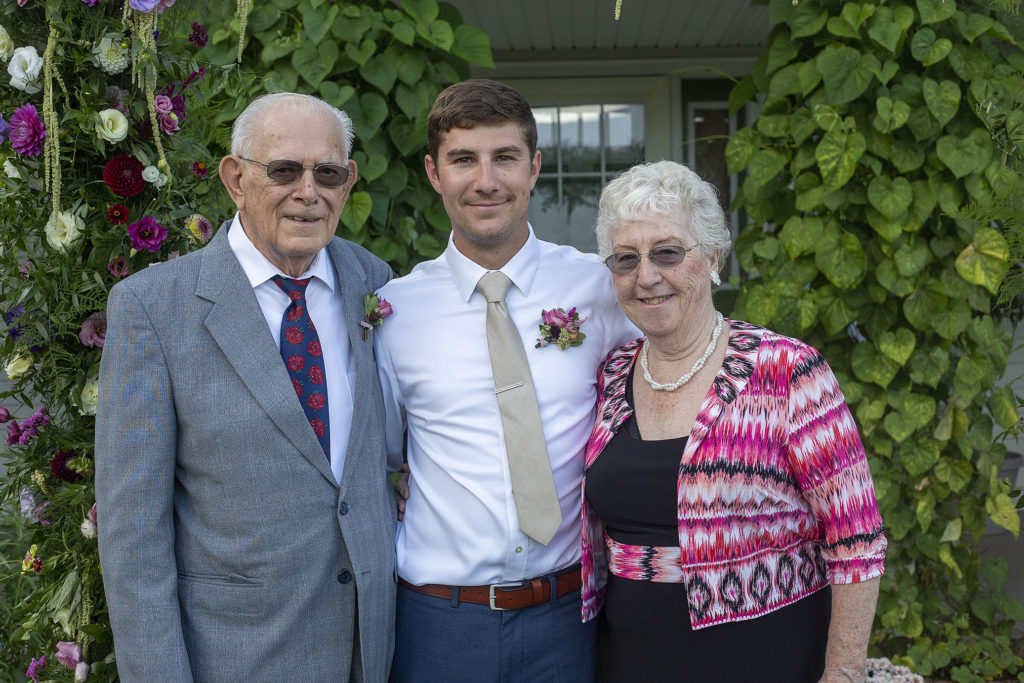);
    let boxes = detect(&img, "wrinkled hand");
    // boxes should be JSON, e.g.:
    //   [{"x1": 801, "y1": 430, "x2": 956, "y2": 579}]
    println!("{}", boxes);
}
[{"x1": 394, "y1": 463, "x2": 410, "y2": 521}]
